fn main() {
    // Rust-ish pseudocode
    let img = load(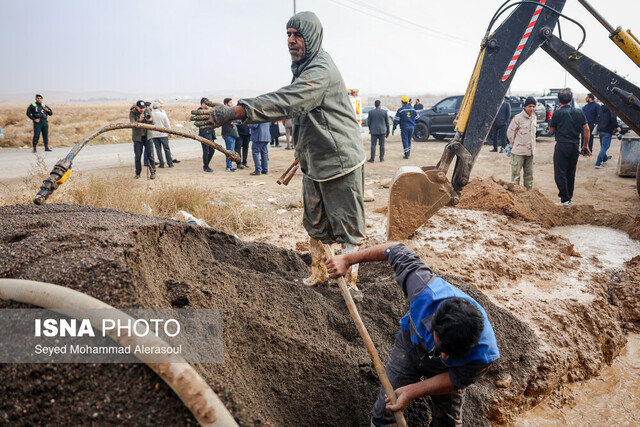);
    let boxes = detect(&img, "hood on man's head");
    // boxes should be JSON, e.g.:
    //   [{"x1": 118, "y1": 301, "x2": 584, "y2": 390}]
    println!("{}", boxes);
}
[{"x1": 286, "y1": 11, "x2": 323, "y2": 64}]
